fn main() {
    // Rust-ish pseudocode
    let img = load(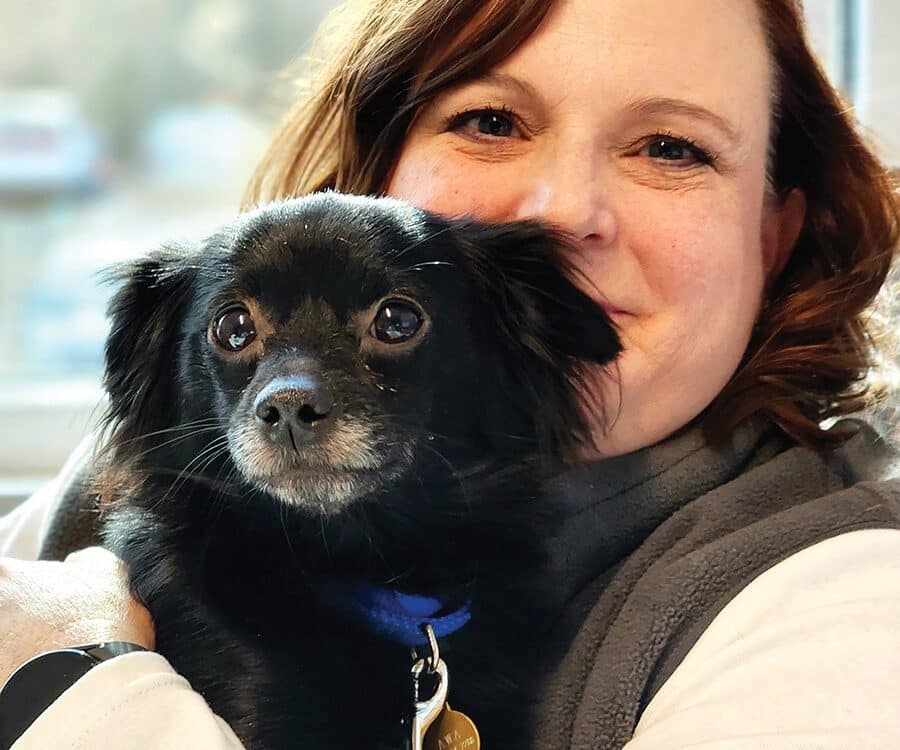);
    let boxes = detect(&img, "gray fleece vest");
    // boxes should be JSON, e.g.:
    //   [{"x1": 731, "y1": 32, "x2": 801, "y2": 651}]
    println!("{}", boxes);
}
[
  {"x1": 41, "y1": 419, "x2": 900, "y2": 749},
  {"x1": 530, "y1": 418, "x2": 900, "y2": 748}
]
